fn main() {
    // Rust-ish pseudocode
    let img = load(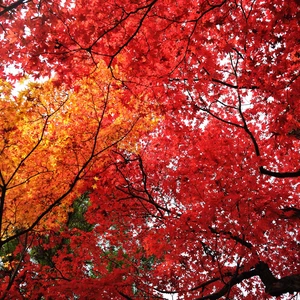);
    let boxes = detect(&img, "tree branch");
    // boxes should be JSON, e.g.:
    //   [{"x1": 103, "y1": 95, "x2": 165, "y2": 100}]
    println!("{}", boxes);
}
[
  {"x1": 194, "y1": 268, "x2": 258, "y2": 300},
  {"x1": 256, "y1": 261, "x2": 300, "y2": 297},
  {"x1": 193, "y1": 262, "x2": 300, "y2": 299},
  {"x1": 208, "y1": 226, "x2": 253, "y2": 249},
  {"x1": 259, "y1": 167, "x2": 300, "y2": 178},
  {"x1": 0, "y1": 0, "x2": 30, "y2": 17}
]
